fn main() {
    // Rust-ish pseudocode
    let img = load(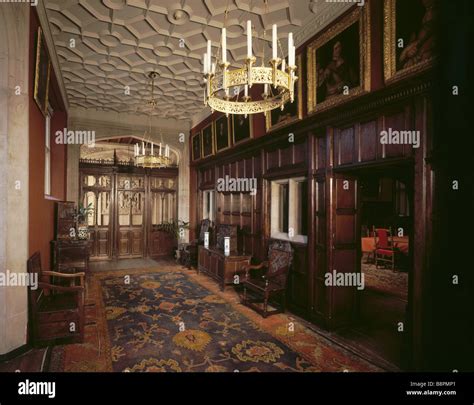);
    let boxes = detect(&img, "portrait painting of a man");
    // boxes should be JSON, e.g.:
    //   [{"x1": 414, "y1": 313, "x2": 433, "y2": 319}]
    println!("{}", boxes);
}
[{"x1": 215, "y1": 115, "x2": 230, "y2": 152}]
